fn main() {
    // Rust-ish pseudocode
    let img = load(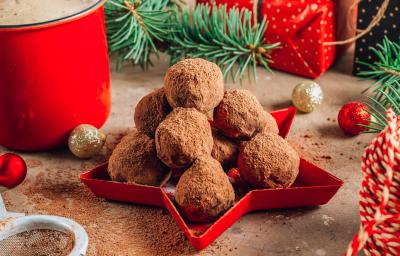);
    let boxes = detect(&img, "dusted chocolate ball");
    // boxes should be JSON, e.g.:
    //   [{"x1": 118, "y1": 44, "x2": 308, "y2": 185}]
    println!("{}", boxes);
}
[
  {"x1": 155, "y1": 108, "x2": 213, "y2": 168},
  {"x1": 213, "y1": 89, "x2": 277, "y2": 140},
  {"x1": 263, "y1": 111, "x2": 279, "y2": 134},
  {"x1": 164, "y1": 58, "x2": 224, "y2": 113},
  {"x1": 238, "y1": 132, "x2": 300, "y2": 188},
  {"x1": 108, "y1": 130, "x2": 170, "y2": 186},
  {"x1": 134, "y1": 87, "x2": 172, "y2": 136},
  {"x1": 211, "y1": 129, "x2": 239, "y2": 170},
  {"x1": 175, "y1": 156, "x2": 235, "y2": 222}
]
